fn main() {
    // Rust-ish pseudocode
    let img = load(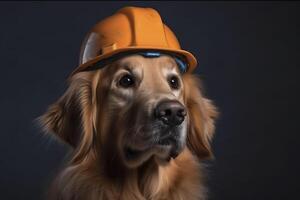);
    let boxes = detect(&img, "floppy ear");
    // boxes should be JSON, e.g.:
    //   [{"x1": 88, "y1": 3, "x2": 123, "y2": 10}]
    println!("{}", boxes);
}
[
  {"x1": 39, "y1": 71, "x2": 100, "y2": 150},
  {"x1": 183, "y1": 74, "x2": 218, "y2": 160}
]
